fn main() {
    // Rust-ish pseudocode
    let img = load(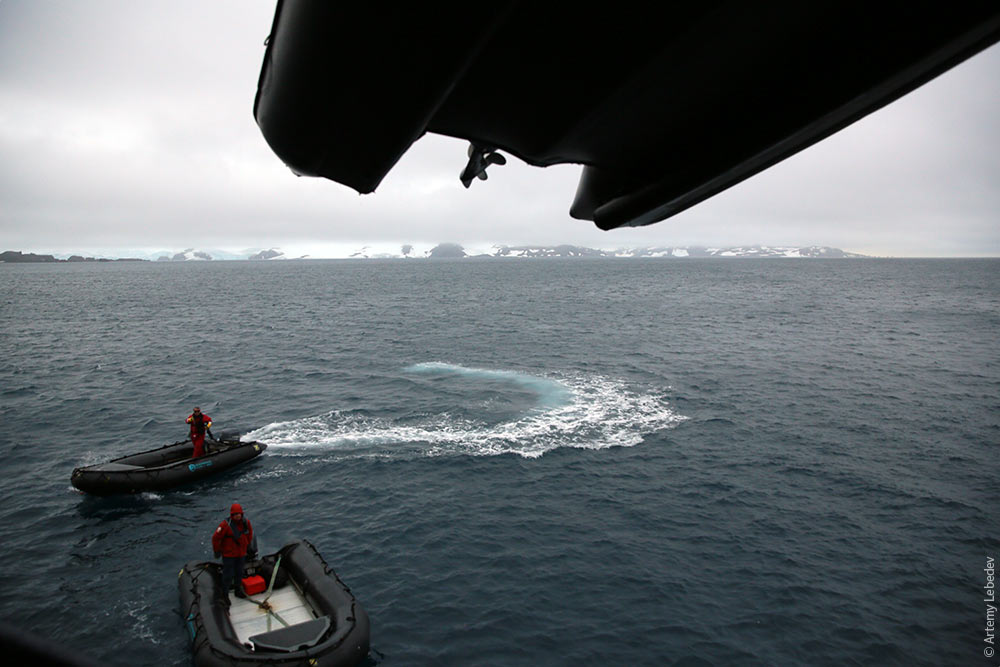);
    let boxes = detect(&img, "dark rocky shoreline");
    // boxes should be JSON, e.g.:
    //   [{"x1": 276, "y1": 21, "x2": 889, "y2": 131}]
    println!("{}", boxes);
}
[{"x1": 0, "y1": 251, "x2": 146, "y2": 263}]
